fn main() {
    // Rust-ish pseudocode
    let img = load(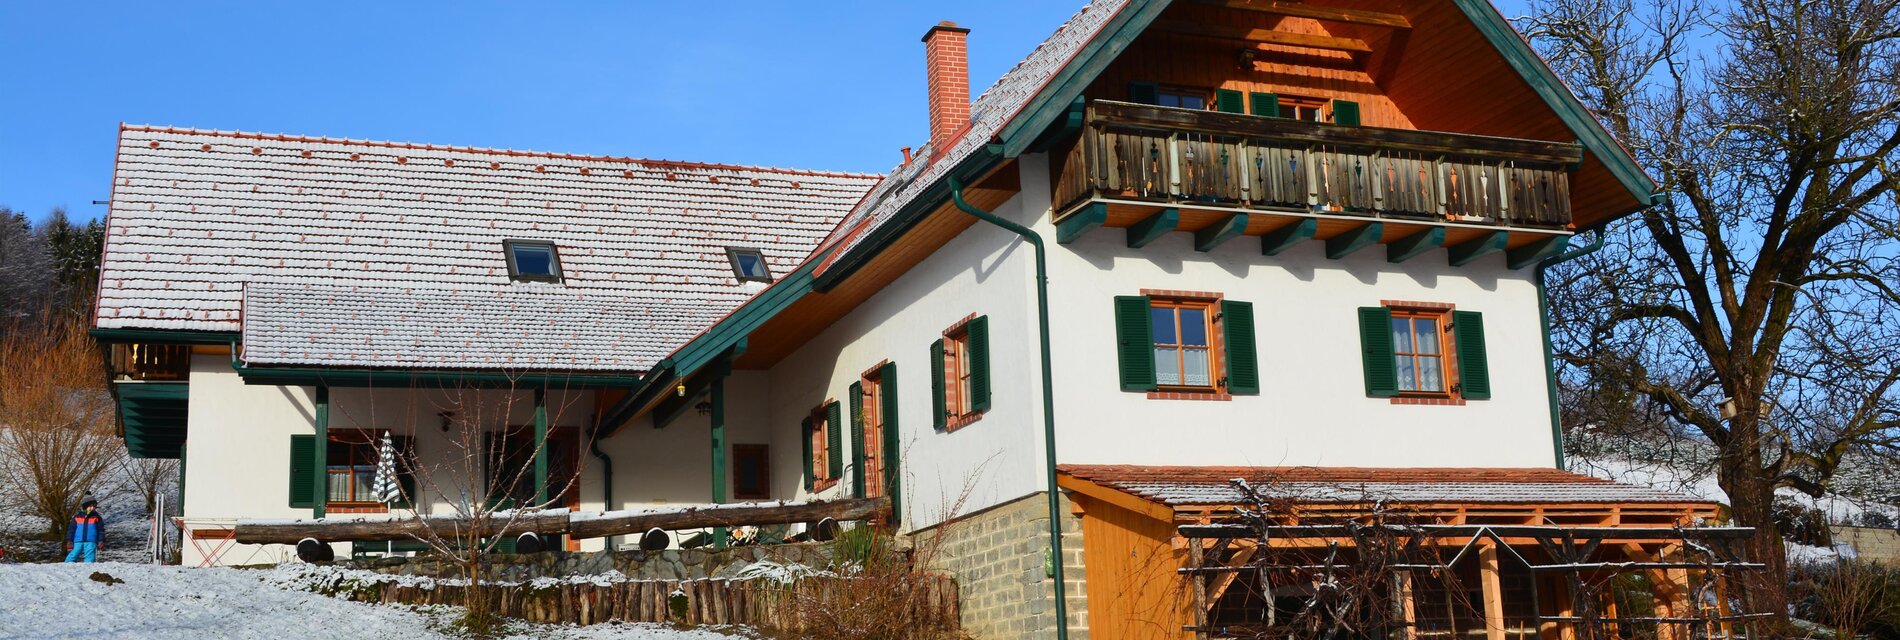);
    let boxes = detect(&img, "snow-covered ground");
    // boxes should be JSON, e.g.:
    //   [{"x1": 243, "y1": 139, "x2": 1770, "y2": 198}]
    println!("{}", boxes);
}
[{"x1": 0, "y1": 562, "x2": 751, "y2": 640}]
